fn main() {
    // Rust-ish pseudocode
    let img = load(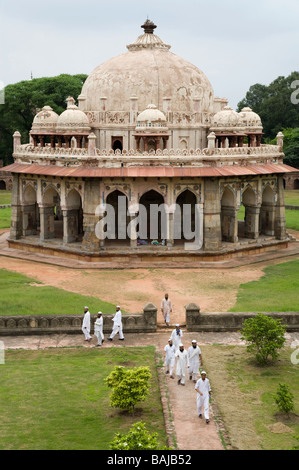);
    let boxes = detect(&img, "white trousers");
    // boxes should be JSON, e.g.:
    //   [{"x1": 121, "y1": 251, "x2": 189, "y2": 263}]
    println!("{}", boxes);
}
[
  {"x1": 165, "y1": 358, "x2": 175, "y2": 375},
  {"x1": 197, "y1": 394, "x2": 210, "y2": 419},
  {"x1": 176, "y1": 370, "x2": 186, "y2": 384},
  {"x1": 110, "y1": 323, "x2": 124, "y2": 339},
  {"x1": 82, "y1": 327, "x2": 91, "y2": 340},
  {"x1": 95, "y1": 330, "x2": 104, "y2": 345},
  {"x1": 189, "y1": 364, "x2": 199, "y2": 381}
]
